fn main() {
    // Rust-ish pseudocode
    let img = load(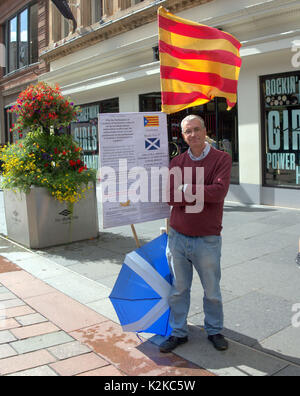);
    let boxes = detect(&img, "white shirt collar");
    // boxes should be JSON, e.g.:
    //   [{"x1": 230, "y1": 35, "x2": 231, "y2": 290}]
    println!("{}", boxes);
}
[{"x1": 188, "y1": 142, "x2": 211, "y2": 161}]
